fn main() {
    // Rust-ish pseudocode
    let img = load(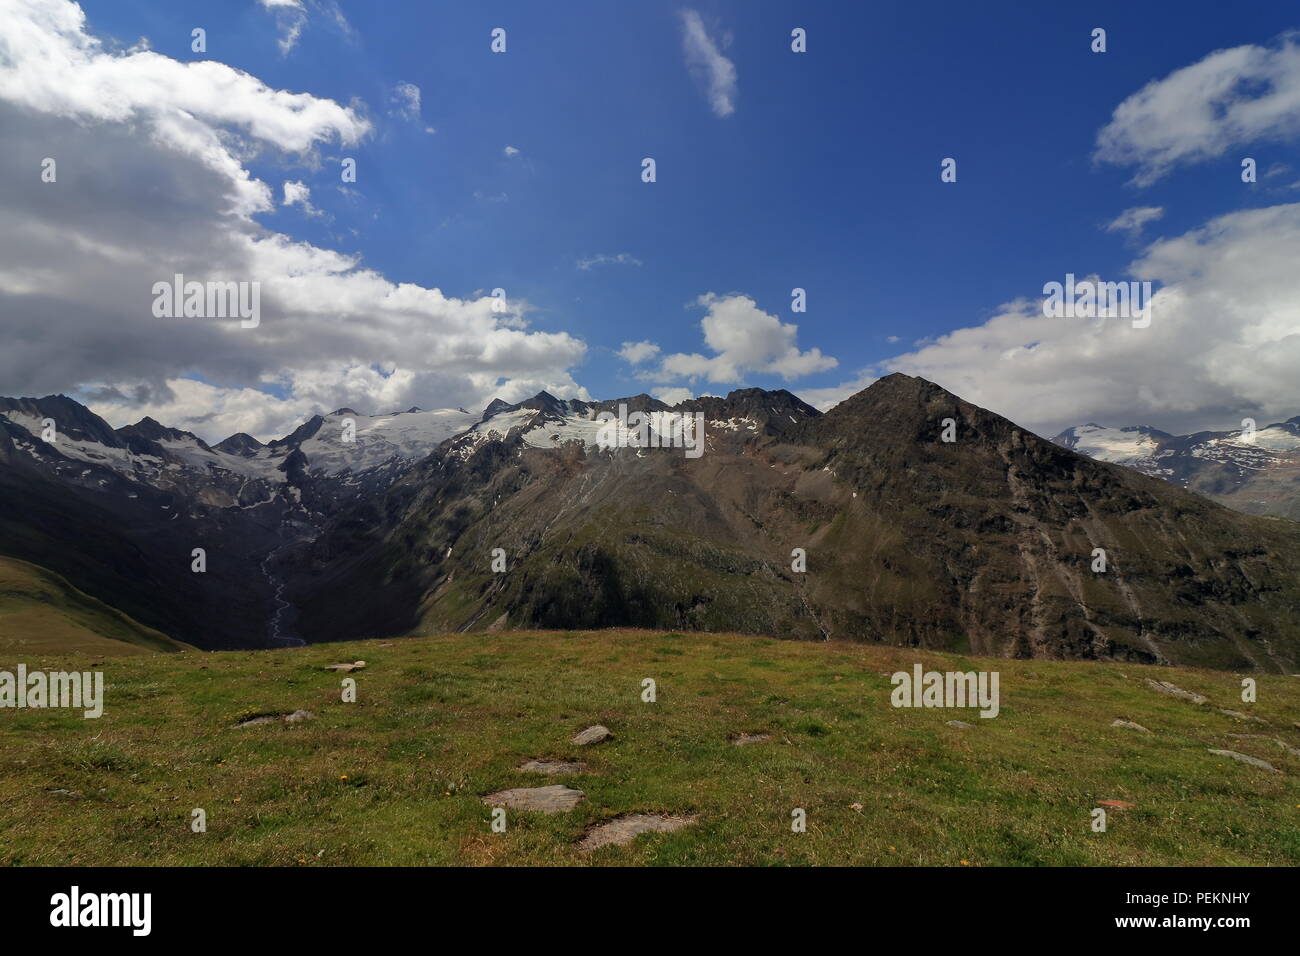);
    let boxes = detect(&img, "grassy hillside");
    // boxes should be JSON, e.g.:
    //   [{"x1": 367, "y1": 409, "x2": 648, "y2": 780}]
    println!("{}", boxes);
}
[
  {"x1": 0, "y1": 556, "x2": 191, "y2": 656},
  {"x1": 0, "y1": 628, "x2": 1296, "y2": 866}
]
